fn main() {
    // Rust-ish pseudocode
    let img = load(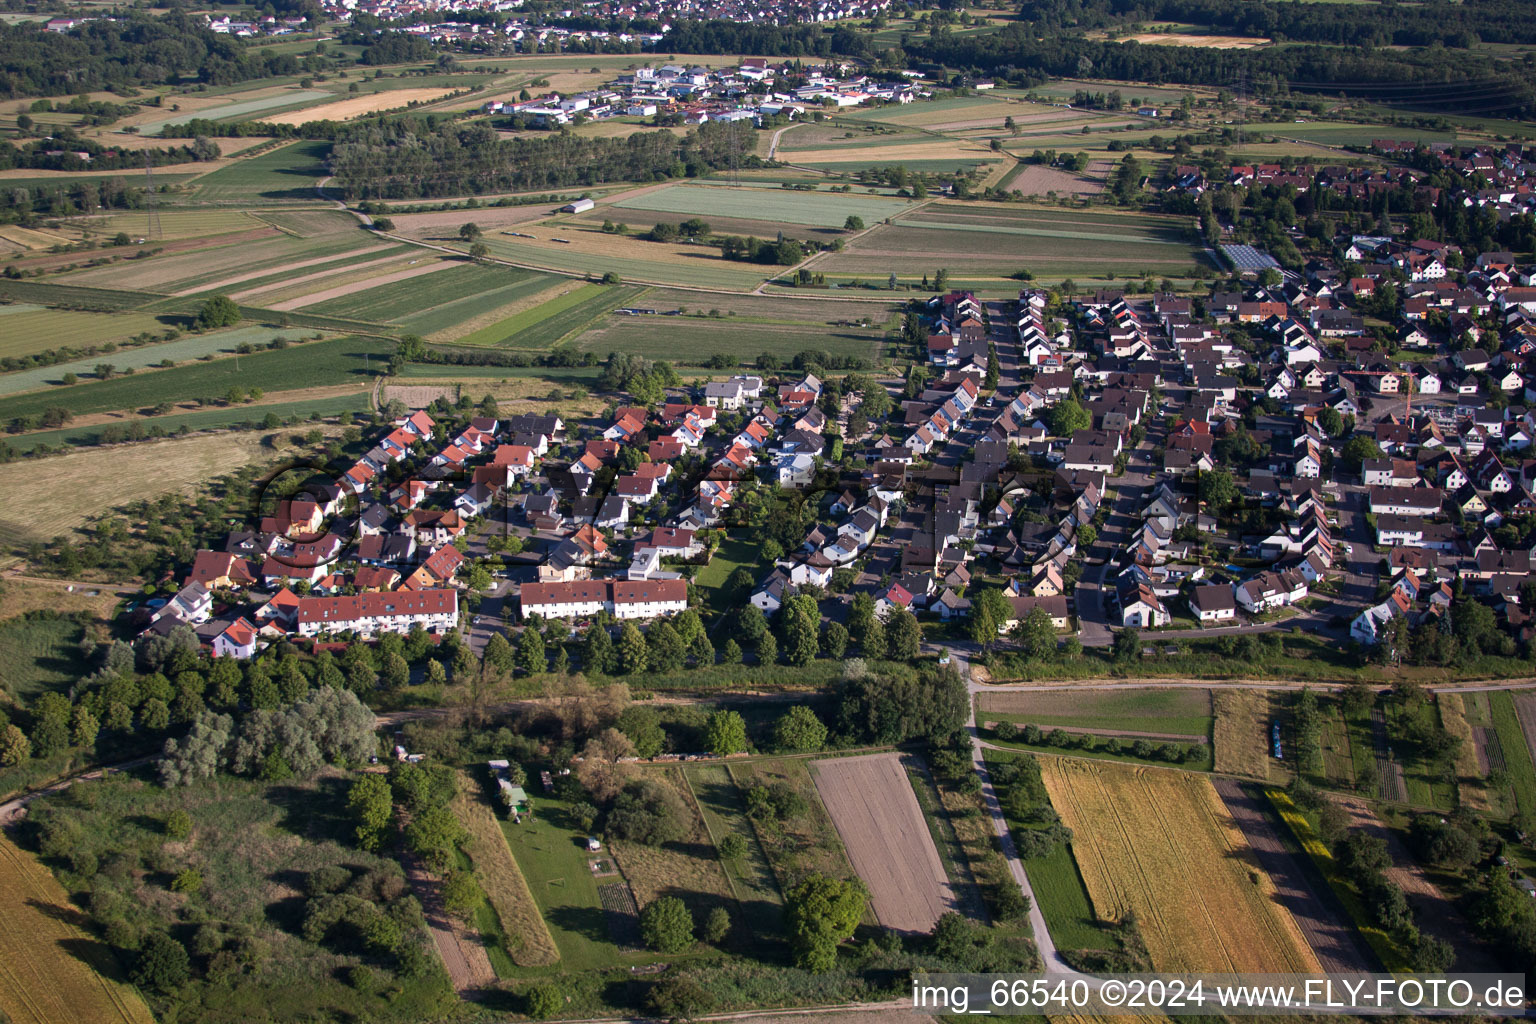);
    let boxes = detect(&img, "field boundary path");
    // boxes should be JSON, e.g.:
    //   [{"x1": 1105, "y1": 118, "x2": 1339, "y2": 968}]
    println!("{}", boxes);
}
[
  {"x1": 954, "y1": 652, "x2": 1082, "y2": 976},
  {"x1": 1213, "y1": 779, "x2": 1378, "y2": 974}
]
